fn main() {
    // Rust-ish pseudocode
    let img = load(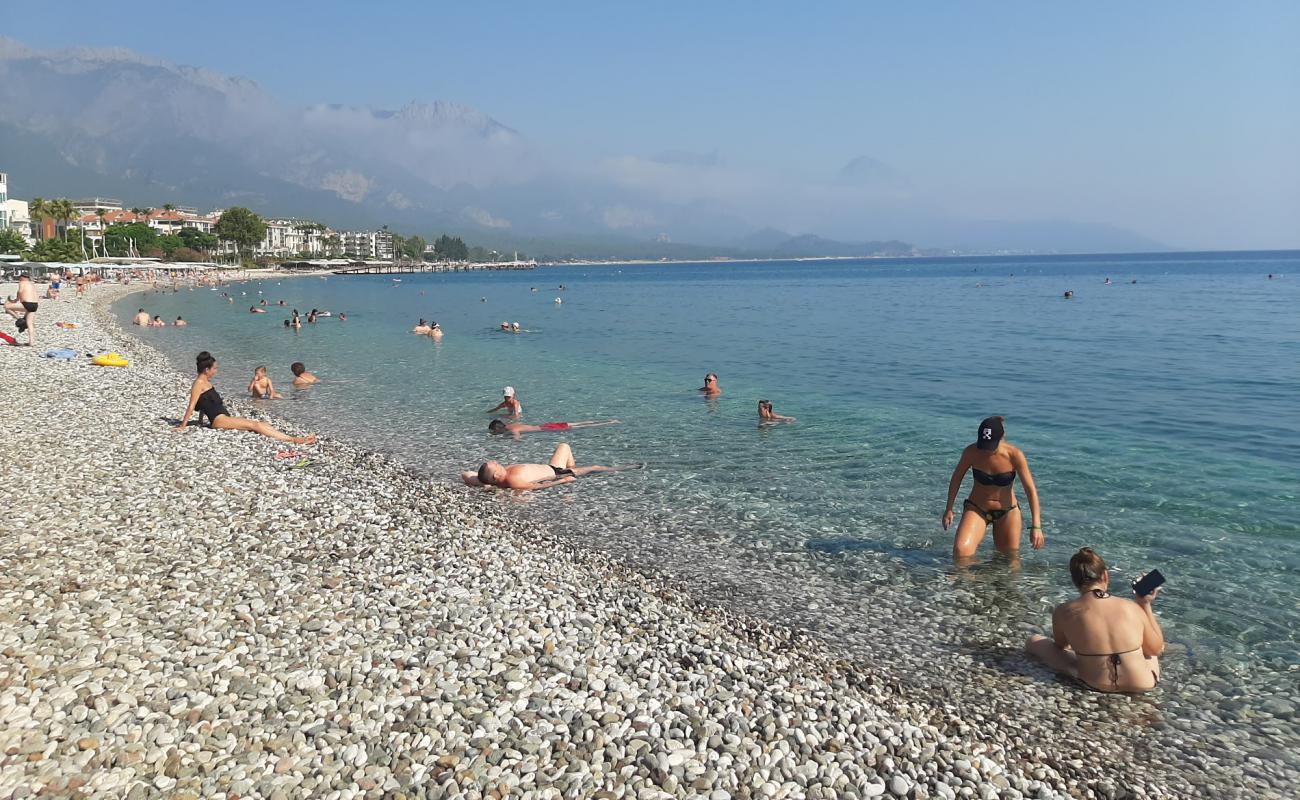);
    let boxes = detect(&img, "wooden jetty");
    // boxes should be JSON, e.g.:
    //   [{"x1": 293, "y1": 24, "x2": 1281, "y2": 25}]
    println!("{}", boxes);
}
[{"x1": 321, "y1": 259, "x2": 535, "y2": 275}]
